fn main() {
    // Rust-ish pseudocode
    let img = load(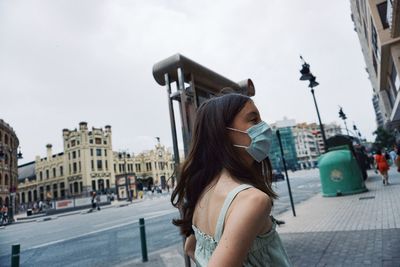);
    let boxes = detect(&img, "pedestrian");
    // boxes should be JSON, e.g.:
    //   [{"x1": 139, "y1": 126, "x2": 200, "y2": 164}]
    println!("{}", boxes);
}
[
  {"x1": 171, "y1": 93, "x2": 292, "y2": 266},
  {"x1": 389, "y1": 147, "x2": 397, "y2": 166},
  {"x1": 96, "y1": 193, "x2": 101, "y2": 211},
  {"x1": 375, "y1": 150, "x2": 390, "y2": 185},
  {"x1": 91, "y1": 192, "x2": 96, "y2": 210},
  {"x1": 1, "y1": 205, "x2": 8, "y2": 225}
]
